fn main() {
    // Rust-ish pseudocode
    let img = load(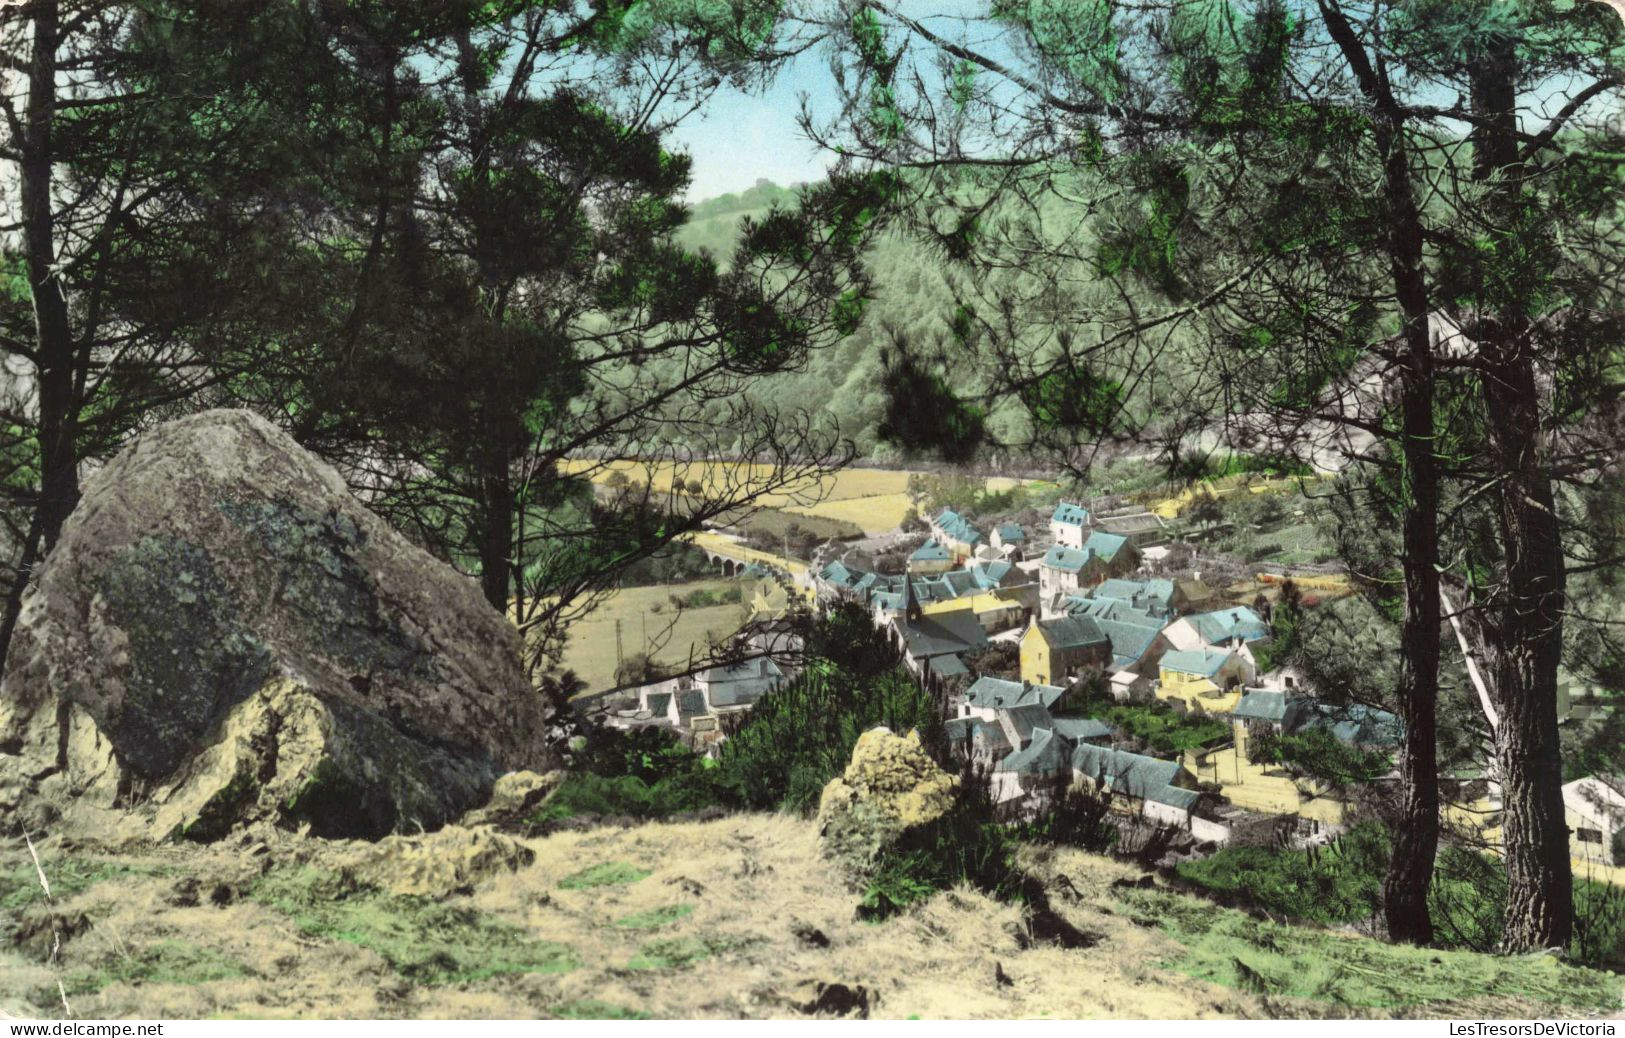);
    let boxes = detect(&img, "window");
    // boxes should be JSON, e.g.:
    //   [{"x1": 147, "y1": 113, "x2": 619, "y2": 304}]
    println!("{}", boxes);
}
[{"x1": 1578, "y1": 828, "x2": 1603, "y2": 844}]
